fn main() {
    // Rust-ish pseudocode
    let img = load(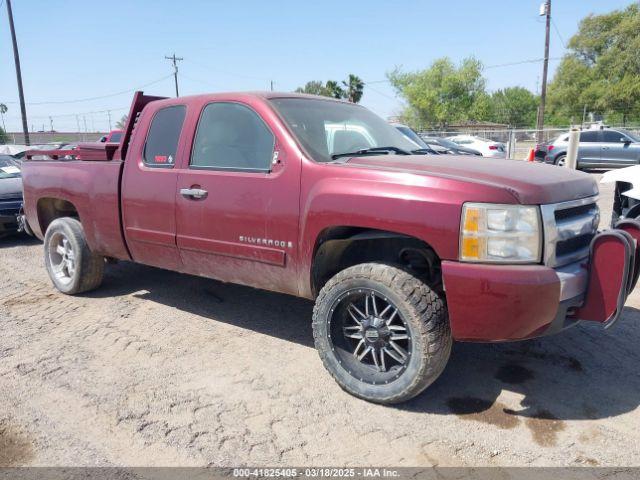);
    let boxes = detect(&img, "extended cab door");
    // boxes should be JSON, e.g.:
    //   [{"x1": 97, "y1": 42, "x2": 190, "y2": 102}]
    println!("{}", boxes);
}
[
  {"x1": 121, "y1": 104, "x2": 187, "y2": 271},
  {"x1": 174, "y1": 100, "x2": 301, "y2": 296}
]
